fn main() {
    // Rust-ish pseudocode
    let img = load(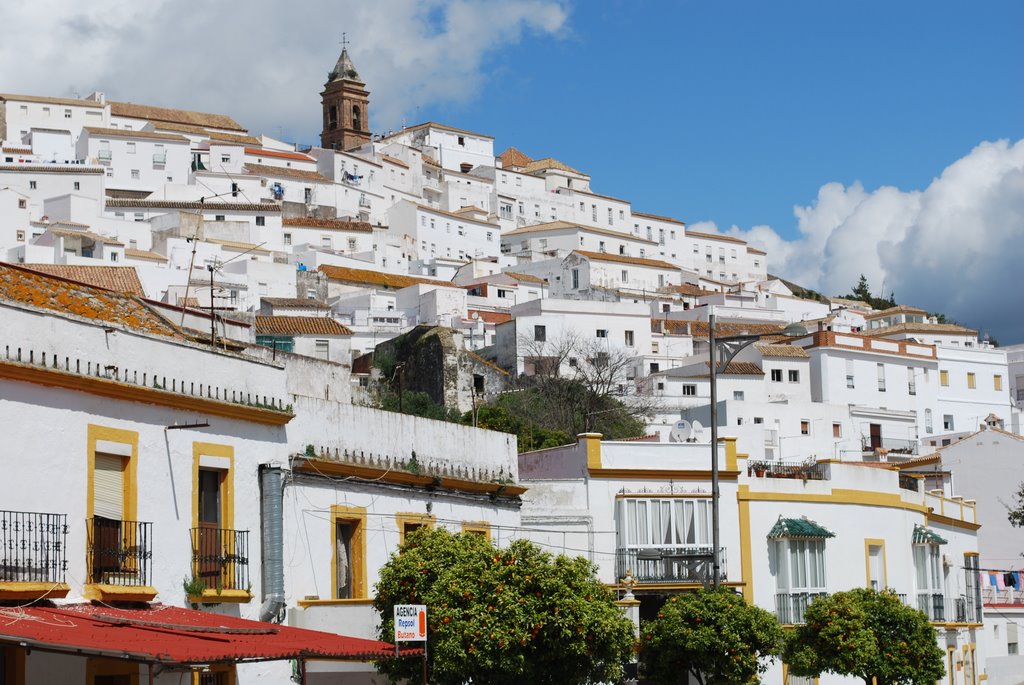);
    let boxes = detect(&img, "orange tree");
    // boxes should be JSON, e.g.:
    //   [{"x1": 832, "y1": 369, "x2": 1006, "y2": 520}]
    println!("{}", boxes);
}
[
  {"x1": 785, "y1": 588, "x2": 945, "y2": 684},
  {"x1": 639, "y1": 588, "x2": 783, "y2": 684},
  {"x1": 373, "y1": 527, "x2": 634, "y2": 685}
]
